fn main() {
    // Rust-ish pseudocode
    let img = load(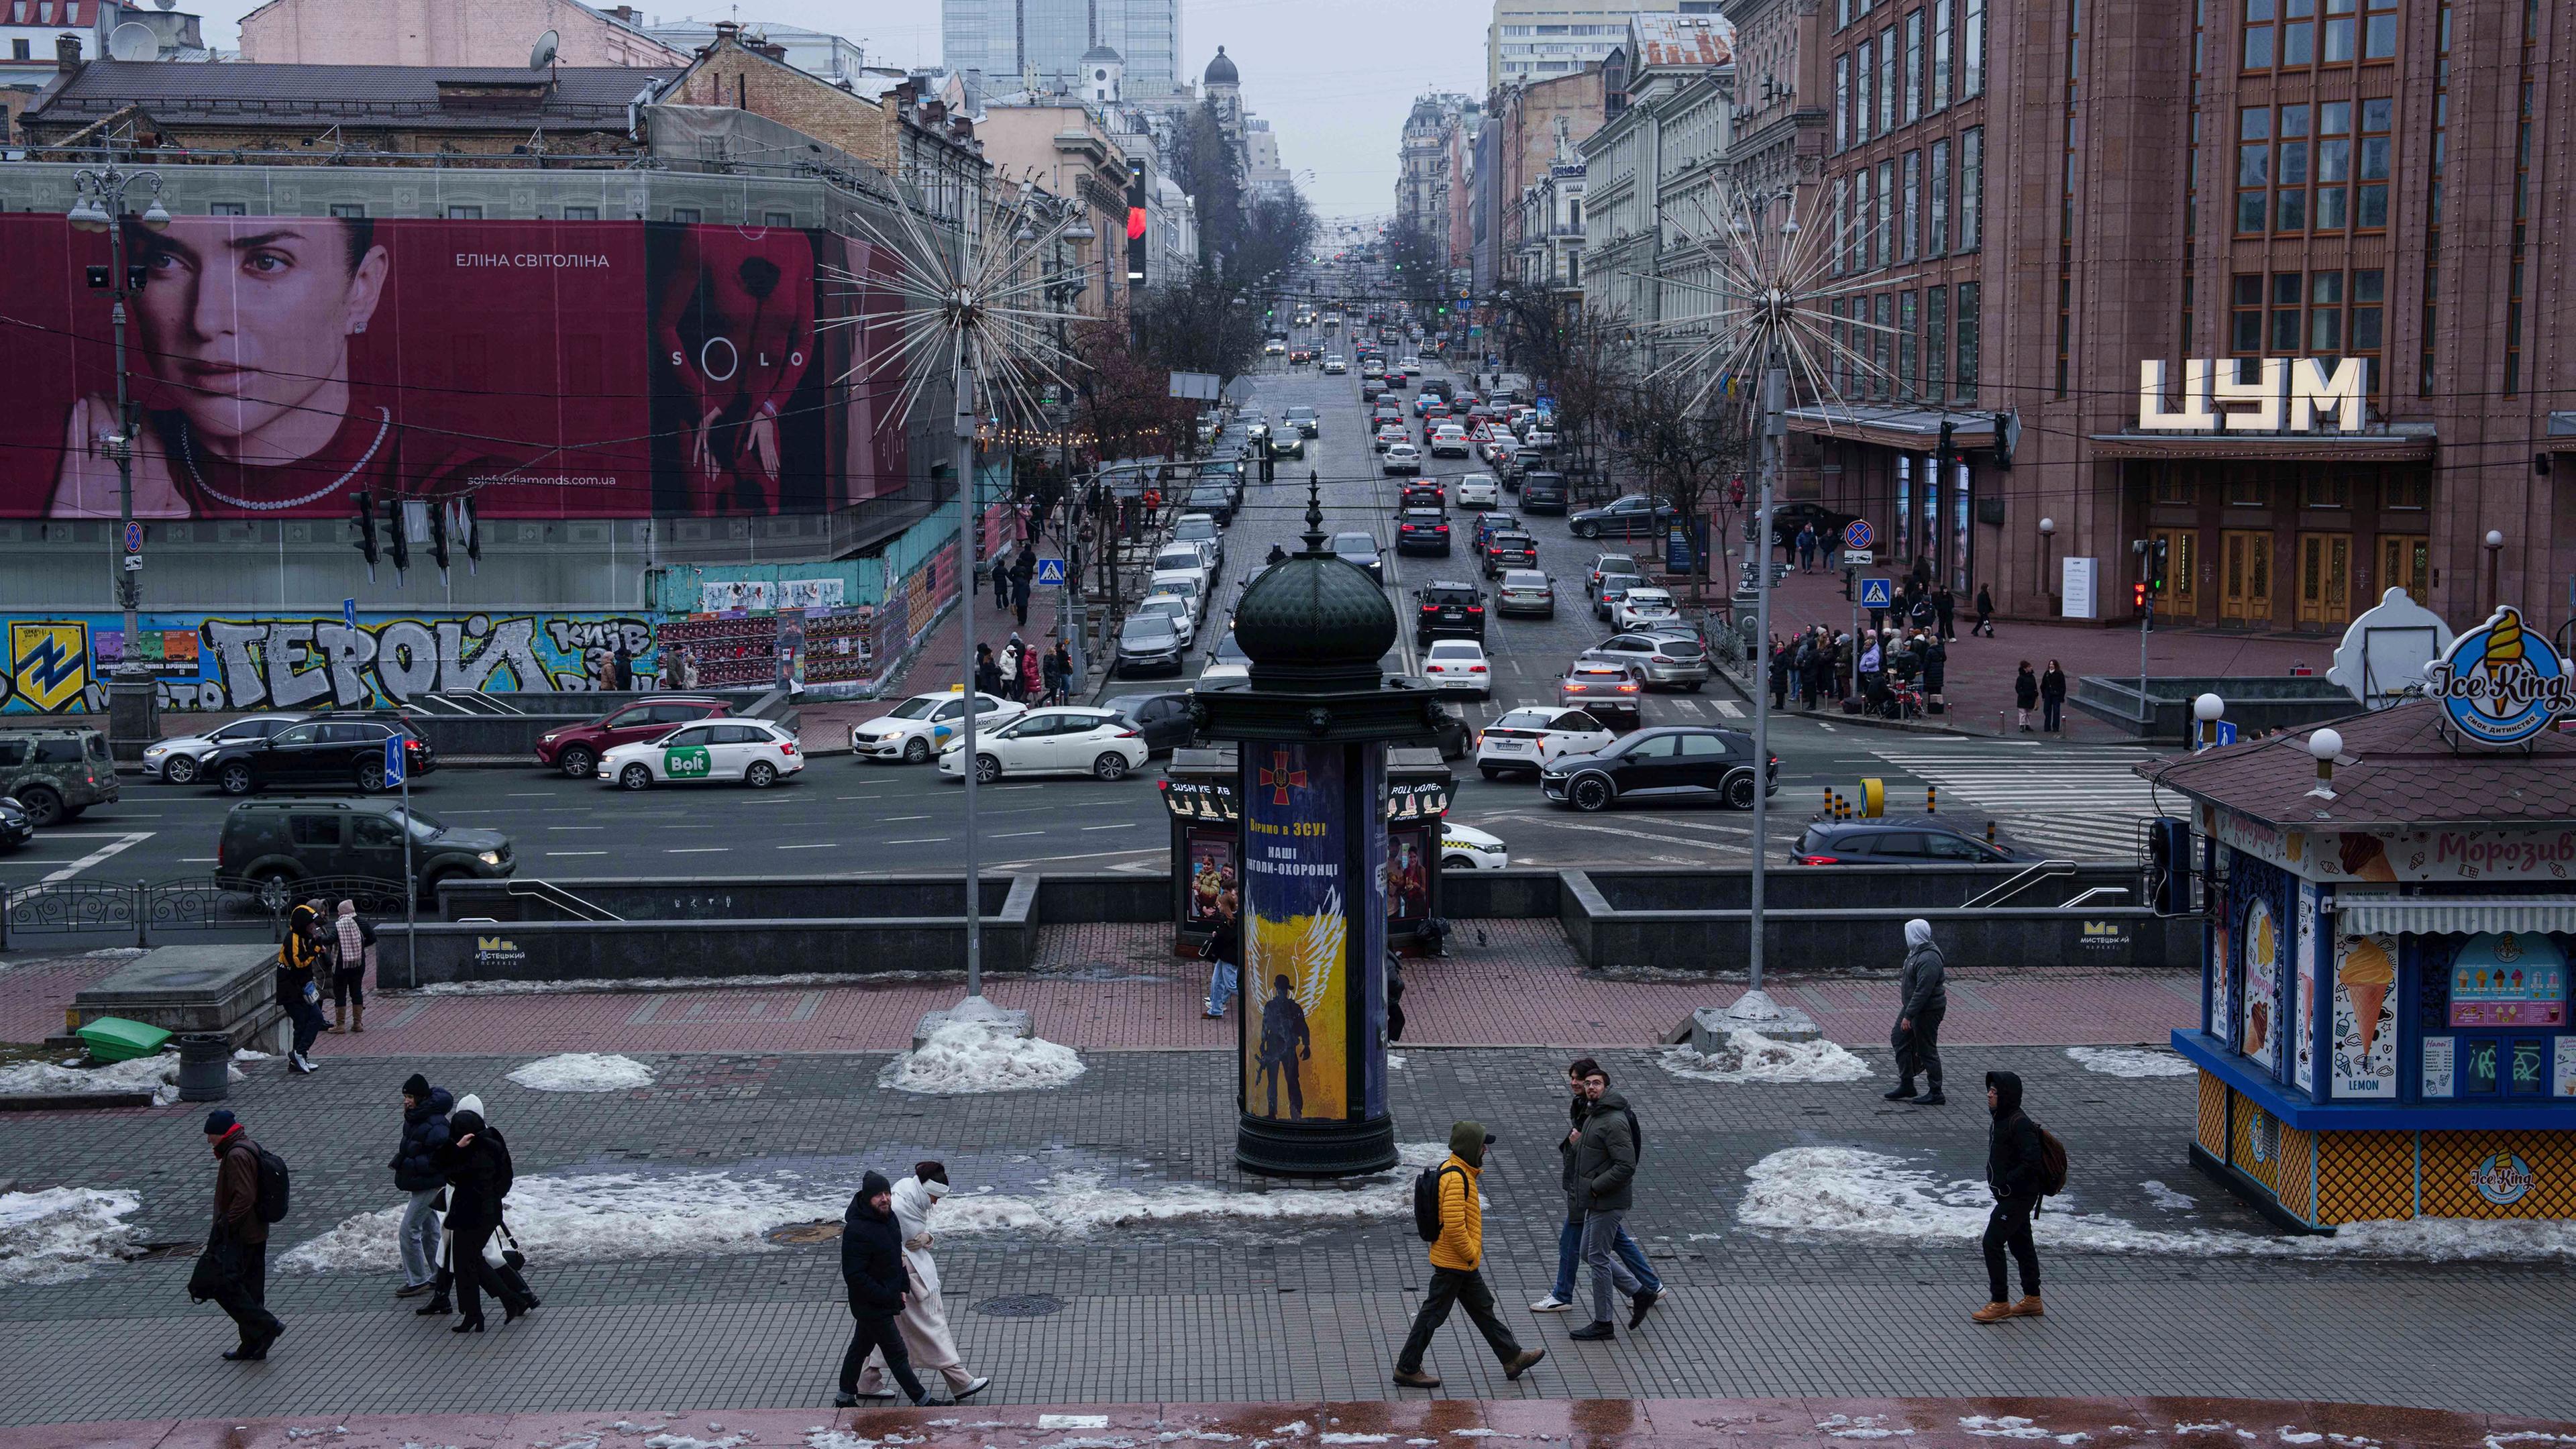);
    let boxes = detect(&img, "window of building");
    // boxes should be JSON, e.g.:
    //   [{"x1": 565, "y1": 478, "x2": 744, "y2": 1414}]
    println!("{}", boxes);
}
[
  {"x1": 669, "y1": 207, "x2": 702, "y2": 223},
  {"x1": 2231, "y1": 273, "x2": 2263, "y2": 352},
  {"x1": 1928, "y1": 138, "x2": 1950, "y2": 253},
  {"x1": 9, "y1": 39, "x2": 28, "y2": 60},
  {"x1": 2324, "y1": 0, "x2": 2359, "y2": 60},
  {"x1": 1925, "y1": 284, "x2": 1949, "y2": 396},
  {"x1": 1931, "y1": 0, "x2": 1953, "y2": 109},
  {"x1": 447, "y1": 205, "x2": 484, "y2": 219},
  {"x1": 1854, "y1": 166, "x2": 1874, "y2": 269},
  {"x1": 209, "y1": 202, "x2": 247, "y2": 216},
  {"x1": 2282, "y1": 0, "x2": 2316, "y2": 65},
  {"x1": 1835, "y1": 54, "x2": 1851, "y2": 150},
  {"x1": 2309, "y1": 270, "x2": 2344, "y2": 350},
  {"x1": 2275, "y1": 103, "x2": 2310, "y2": 231},
  {"x1": 1876, "y1": 158, "x2": 1896, "y2": 267},
  {"x1": 328, "y1": 204, "x2": 367, "y2": 219},
  {"x1": 1898, "y1": 289, "x2": 1919, "y2": 397},
  {"x1": 2357, "y1": 96, "x2": 2392, "y2": 227},
  {"x1": 1953, "y1": 280, "x2": 1978, "y2": 400},
  {"x1": 1964, "y1": 0, "x2": 1985, "y2": 95},
  {"x1": 1854, "y1": 38, "x2": 1872, "y2": 140},
  {"x1": 2269, "y1": 271, "x2": 2304, "y2": 351},
  {"x1": 564, "y1": 205, "x2": 600, "y2": 221},
  {"x1": 2352, "y1": 266, "x2": 2385, "y2": 358},
  {"x1": 2363, "y1": 0, "x2": 2398, "y2": 58},
  {"x1": 2419, "y1": 0, "x2": 2451, "y2": 394},
  {"x1": 2302, "y1": 464, "x2": 2349, "y2": 508},
  {"x1": 1875, "y1": 292, "x2": 1895, "y2": 400},
  {"x1": 1901, "y1": 151, "x2": 1921, "y2": 260},
  {"x1": 1904, "y1": 9, "x2": 1925, "y2": 124},
  {"x1": 1959, "y1": 126, "x2": 1982, "y2": 249},
  {"x1": 2243, "y1": 0, "x2": 2275, "y2": 67},
  {"x1": 2235, "y1": 105, "x2": 2271, "y2": 233},
  {"x1": 764, "y1": 210, "x2": 794, "y2": 227},
  {"x1": 2315, "y1": 101, "x2": 2351, "y2": 229},
  {"x1": 1879, "y1": 25, "x2": 1898, "y2": 133},
  {"x1": 2226, "y1": 464, "x2": 2272, "y2": 507},
  {"x1": 1833, "y1": 175, "x2": 1852, "y2": 272}
]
